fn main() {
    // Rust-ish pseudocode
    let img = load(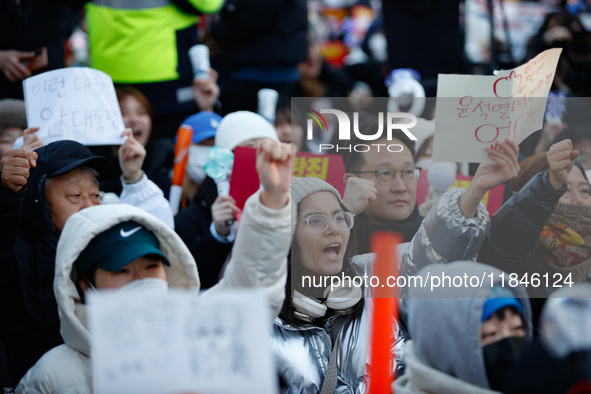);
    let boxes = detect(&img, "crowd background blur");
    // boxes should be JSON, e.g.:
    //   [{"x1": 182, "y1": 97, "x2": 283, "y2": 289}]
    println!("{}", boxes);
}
[{"x1": 4, "y1": 0, "x2": 591, "y2": 392}]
